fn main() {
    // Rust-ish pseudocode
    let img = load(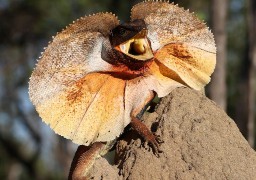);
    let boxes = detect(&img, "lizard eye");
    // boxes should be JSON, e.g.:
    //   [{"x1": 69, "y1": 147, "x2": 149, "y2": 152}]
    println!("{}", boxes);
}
[{"x1": 118, "y1": 28, "x2": 127, "y2": 36}]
